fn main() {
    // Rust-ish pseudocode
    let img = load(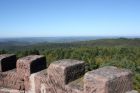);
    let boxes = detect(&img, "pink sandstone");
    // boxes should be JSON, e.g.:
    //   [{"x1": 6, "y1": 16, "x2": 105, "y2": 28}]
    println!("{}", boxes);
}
[{"x1": 0, "y1": 54, "x2": 138, "y2": 93}]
